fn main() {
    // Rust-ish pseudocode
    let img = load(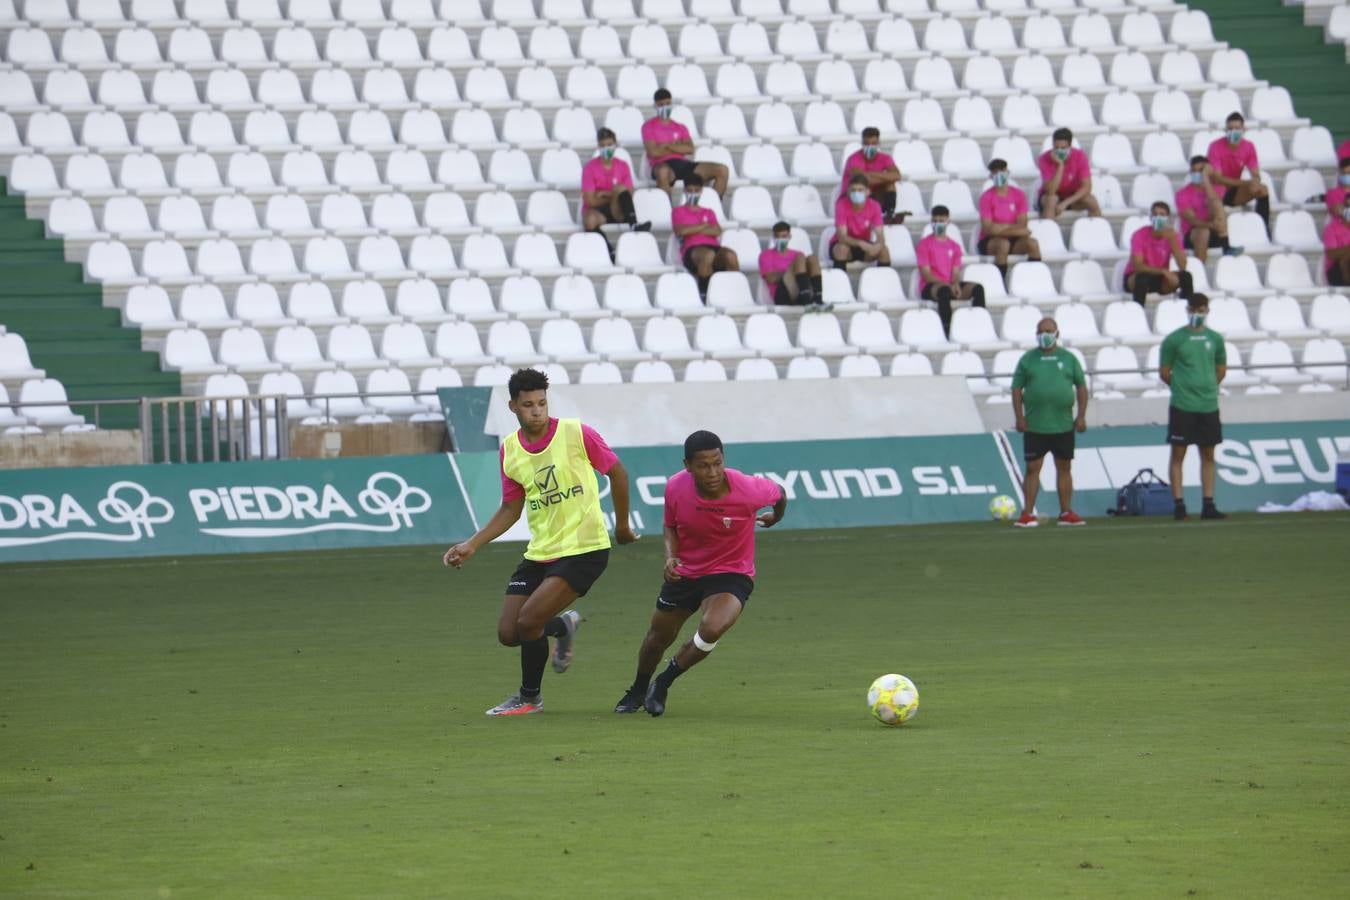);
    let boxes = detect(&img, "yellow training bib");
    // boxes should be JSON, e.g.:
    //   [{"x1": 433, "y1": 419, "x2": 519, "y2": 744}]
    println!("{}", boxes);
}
[{"x1": 501, "y1": 418, "x2": 611, "y2": 561}]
